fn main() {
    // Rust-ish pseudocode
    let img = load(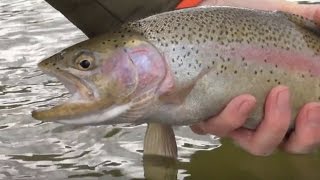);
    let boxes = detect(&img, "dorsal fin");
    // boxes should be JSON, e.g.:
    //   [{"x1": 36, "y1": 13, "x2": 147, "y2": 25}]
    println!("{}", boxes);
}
[{"x1": 278, "y1": 11, "x2": 320, "y2": 34}]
